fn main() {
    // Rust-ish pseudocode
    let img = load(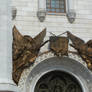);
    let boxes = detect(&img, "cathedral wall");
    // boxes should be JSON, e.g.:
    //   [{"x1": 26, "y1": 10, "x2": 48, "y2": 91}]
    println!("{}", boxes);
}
[
  {"x1": 12, "y1": 0, "x2": 92, "y2": 42},
  {"x1": 12, "y1": 0, "x2": 92, "y2": 92}
]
